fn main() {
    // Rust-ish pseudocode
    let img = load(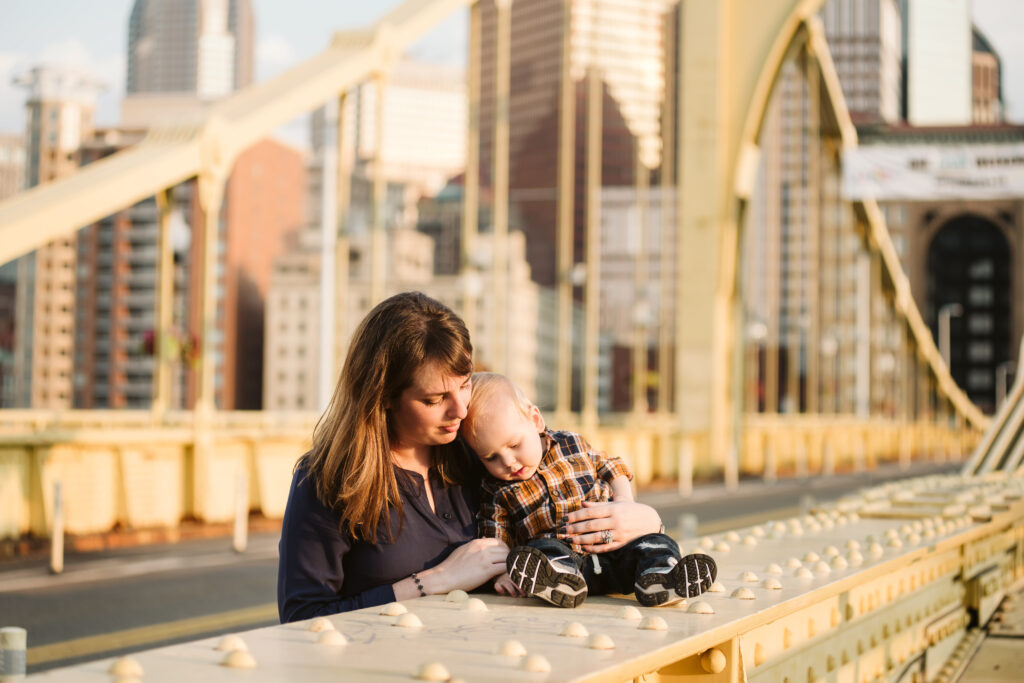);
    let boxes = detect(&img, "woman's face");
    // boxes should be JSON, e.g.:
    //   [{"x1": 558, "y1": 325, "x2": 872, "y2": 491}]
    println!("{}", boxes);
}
[{"x1": 389, "y1": 362, "x2": 472, "y2": 451}]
